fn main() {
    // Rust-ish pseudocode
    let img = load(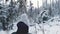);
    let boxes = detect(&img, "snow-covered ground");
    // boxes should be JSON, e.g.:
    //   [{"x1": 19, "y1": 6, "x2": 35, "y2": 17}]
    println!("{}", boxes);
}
[
  {"x1": 0, "y1": 14, "x2": 60, "y2": 34},
  {"x1": 29, "y1": 16, "x2": 60, "y2": 34},
  {"x1": 29, "y1": 23, "x2": 60, "y2": 34}
]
